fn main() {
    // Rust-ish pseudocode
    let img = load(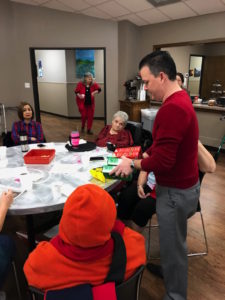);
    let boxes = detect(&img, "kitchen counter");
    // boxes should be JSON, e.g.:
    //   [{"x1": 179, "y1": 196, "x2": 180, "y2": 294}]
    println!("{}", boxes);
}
[{"x1": 150, "y1": 100, "x2": 225, "y2": 112}]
